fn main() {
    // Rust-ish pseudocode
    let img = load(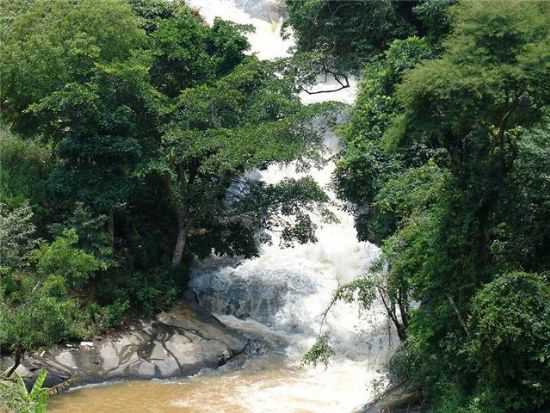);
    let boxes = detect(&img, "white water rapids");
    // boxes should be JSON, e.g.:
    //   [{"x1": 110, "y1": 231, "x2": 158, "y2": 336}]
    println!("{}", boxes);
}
[
  {"x1": 186, "y1": 0, "x2": 395, "y2": 411},
  {"x1": 49, "y1": 1, "x2": 396, "y2": 412}
]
